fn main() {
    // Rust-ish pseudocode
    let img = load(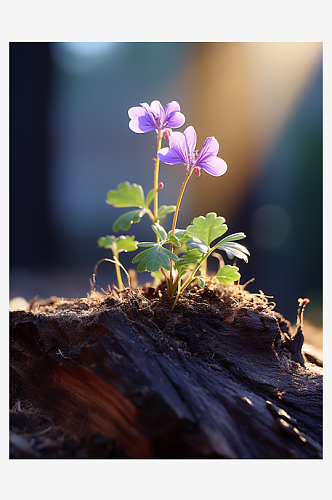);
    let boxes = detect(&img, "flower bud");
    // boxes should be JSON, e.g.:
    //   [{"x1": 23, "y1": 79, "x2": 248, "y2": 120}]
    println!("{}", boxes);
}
[
  {"x1": 163, "y1": 128, "x2": 172, "y2": 139},
  {"x1": 193, "y1": 167, "x2": 201, "y2": 178},
  {"x1": 158, "y1": 182, "x2": 164, "y2": 190}
]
